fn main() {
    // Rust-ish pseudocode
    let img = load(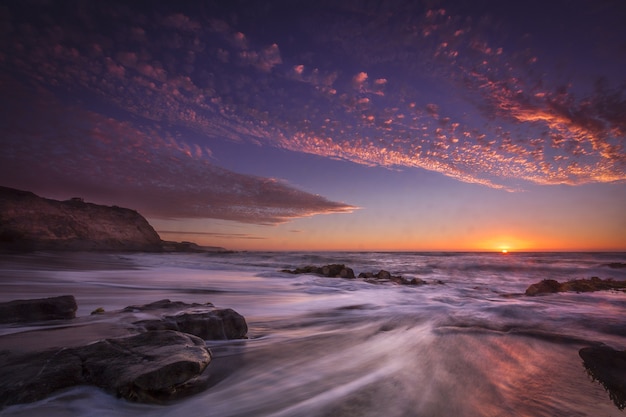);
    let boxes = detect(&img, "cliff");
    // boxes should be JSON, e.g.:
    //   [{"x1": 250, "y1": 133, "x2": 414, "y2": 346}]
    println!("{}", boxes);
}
[{"x1": 0, "y1": 186, "x2": 163, "y2": 252}]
